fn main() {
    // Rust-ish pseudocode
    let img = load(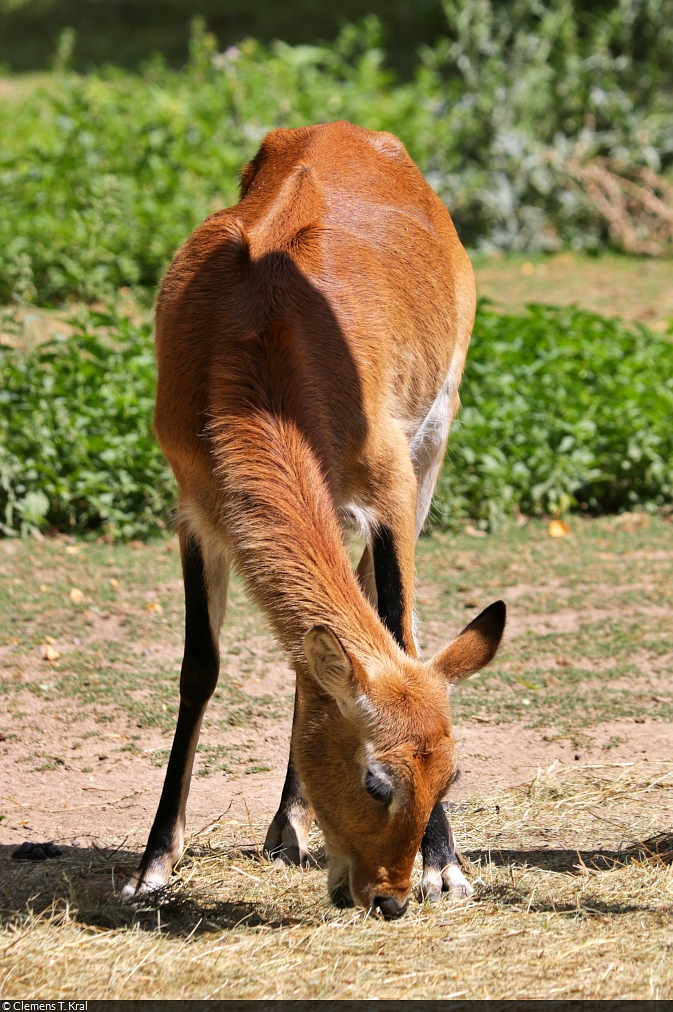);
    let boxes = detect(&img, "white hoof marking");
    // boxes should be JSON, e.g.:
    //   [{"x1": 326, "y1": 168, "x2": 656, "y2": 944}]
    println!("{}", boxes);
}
[
  {"x1": 420, "y1": 866, "x2": 443, "y2": 903},
  {"x1": 120, "y1": 872, "x2": 169, "y2": 903},
  {"x1": 443, "y1": 863, "x2": 474, "y2": 899}
]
